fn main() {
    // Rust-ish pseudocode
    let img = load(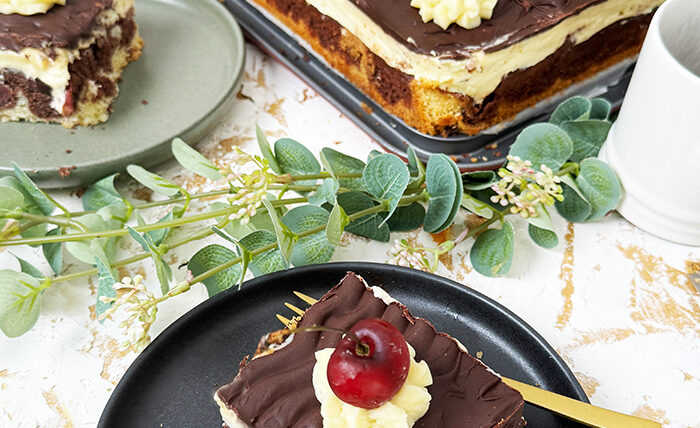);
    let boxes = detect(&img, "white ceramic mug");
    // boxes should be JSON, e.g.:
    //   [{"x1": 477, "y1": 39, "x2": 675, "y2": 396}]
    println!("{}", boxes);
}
[{"x1": 601, "y1": 0, "x2": 700, "y2": 246}]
